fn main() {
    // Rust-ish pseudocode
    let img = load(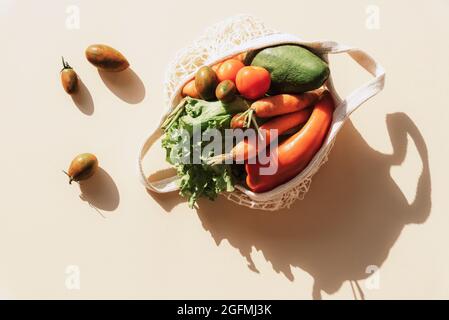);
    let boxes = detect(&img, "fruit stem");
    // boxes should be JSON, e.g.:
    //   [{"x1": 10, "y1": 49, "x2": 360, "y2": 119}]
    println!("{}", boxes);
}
[
  {"x1": 61, "y1": 56, "x2": 72, "y2": 71},
  {"x1": 62, "y1": 170, "x2": 74, "y2": 184}
]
